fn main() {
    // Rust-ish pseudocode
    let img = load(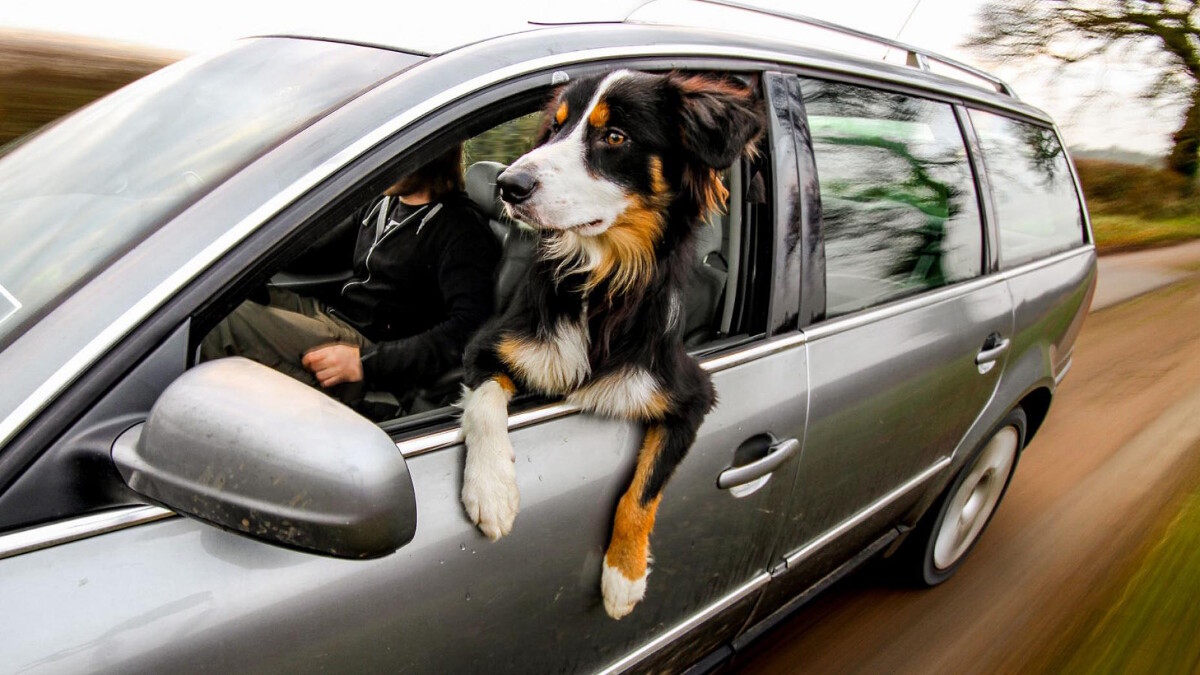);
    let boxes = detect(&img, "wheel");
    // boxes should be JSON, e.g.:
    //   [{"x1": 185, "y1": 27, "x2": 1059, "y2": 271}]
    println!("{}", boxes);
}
[{"x1": 892, "y1": 407, "x2": 1026, "y2": 586}]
